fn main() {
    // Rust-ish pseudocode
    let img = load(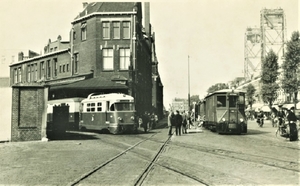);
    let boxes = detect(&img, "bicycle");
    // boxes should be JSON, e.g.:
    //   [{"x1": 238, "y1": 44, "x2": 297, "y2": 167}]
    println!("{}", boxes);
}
[{"x1": 276, "y1": 120, "x2": 299, "y2": 141}]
